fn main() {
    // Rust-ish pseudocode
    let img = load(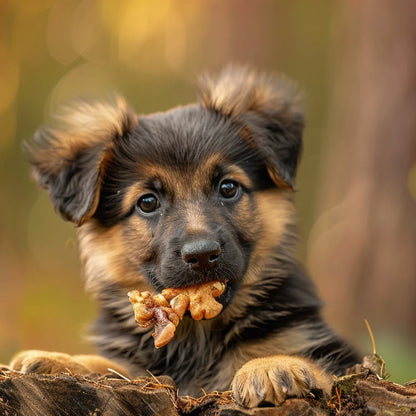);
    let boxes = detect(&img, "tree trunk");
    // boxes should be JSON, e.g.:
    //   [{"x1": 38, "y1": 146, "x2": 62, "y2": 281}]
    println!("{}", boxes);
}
[{"x1": 307, "y1": 0, "x2": 416, "y2": 339}]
